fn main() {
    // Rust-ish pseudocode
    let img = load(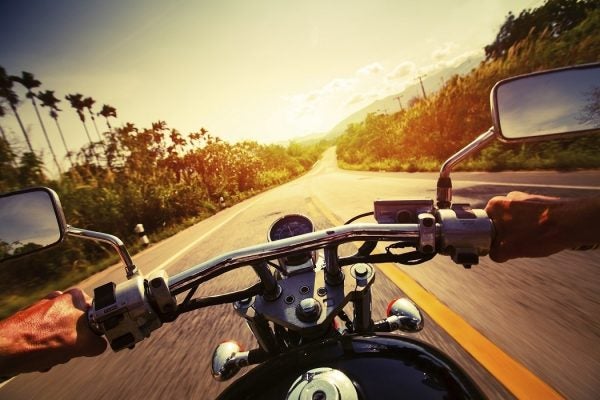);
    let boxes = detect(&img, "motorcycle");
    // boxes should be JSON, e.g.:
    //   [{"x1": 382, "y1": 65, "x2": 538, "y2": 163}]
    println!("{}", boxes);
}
[{"x1": 1, "y1": 63, "x2": 598, "y2": 399}]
